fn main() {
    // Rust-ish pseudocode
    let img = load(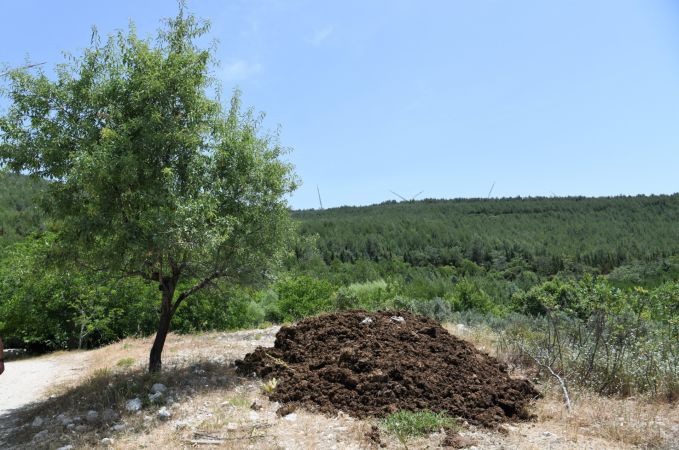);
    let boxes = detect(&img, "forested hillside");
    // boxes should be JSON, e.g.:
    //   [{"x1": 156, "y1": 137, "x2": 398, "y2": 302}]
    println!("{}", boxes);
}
[{"x1": 294, "y1": 195, "x2": 679, "y2": 275}]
